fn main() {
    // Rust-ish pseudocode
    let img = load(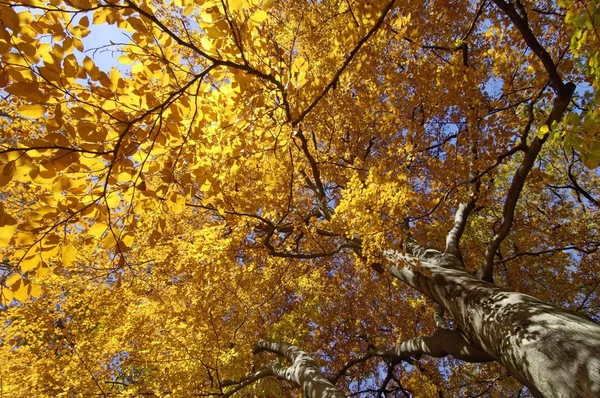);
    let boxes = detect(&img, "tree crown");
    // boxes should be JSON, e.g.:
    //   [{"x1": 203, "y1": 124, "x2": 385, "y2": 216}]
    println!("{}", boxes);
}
[{"x1": 1, "y1": 0, "x2": 599, "y2": 395}]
